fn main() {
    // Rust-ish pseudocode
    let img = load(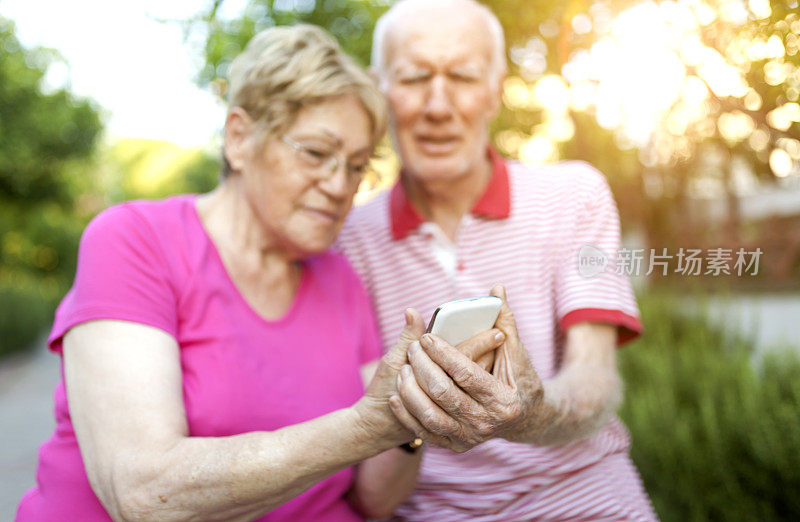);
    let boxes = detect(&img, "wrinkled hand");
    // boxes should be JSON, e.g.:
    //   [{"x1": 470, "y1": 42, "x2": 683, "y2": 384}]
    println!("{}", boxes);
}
[
  {"x1": 389, "y1": 285, "x2": 555, "y2": 452},
  {"x1": 357, "y1": 308, "x2": 506, "y2": 445}
]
